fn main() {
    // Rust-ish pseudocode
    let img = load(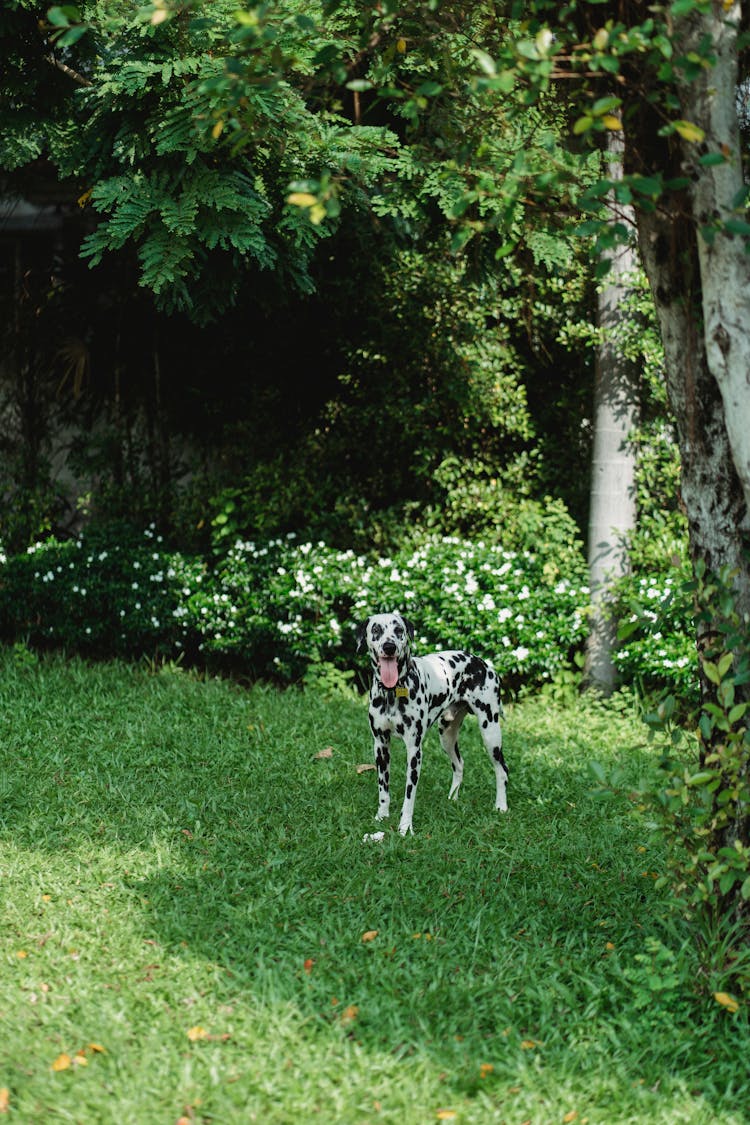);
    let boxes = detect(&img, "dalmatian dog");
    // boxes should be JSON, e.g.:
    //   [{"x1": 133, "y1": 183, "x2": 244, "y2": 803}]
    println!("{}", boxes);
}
[{"x1": 356, "y1": 611, "x2": 508, "y2": 836}]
